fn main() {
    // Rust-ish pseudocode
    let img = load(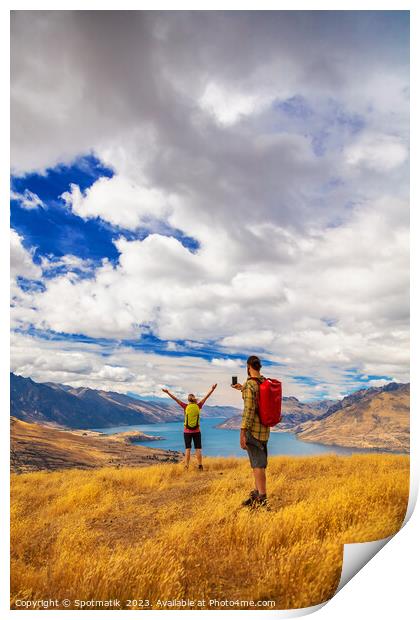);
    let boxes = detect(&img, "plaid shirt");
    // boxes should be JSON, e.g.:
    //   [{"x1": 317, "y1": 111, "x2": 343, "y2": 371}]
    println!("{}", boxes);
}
[{"x1": 241, "y1": 376, "x2": 270, "y2": 442}]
